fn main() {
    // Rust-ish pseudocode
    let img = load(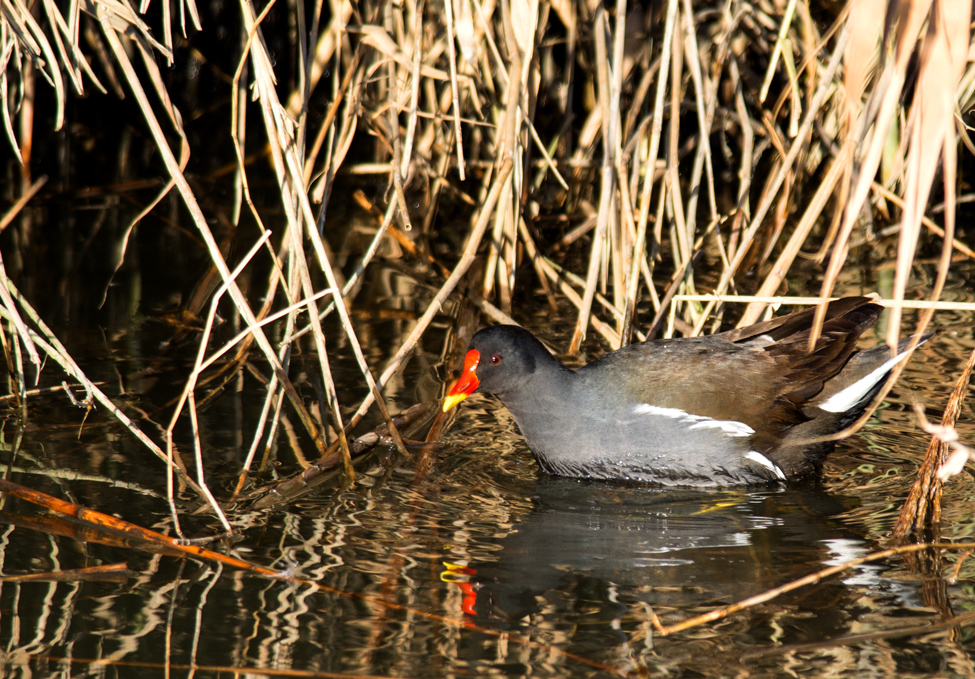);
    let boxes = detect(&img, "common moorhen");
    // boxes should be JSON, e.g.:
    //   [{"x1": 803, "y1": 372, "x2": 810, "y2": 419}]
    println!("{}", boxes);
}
[{"x1": 442, "y1": 297, "x2": 926, "y2": 487}]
